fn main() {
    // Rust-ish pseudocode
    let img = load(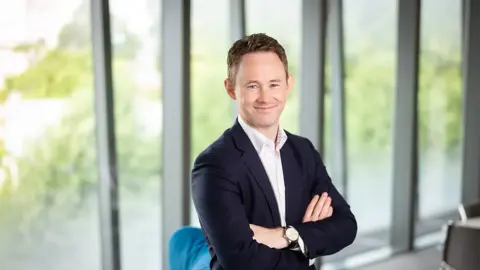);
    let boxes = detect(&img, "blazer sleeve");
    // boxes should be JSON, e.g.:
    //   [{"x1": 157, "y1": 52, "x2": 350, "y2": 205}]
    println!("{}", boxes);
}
[
  {"x1": 191, "y1": 152, "x2": 309, "y2": 270},
  {"x1": 292, "y1": 139, "x2": 358, "y2": 259}
]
